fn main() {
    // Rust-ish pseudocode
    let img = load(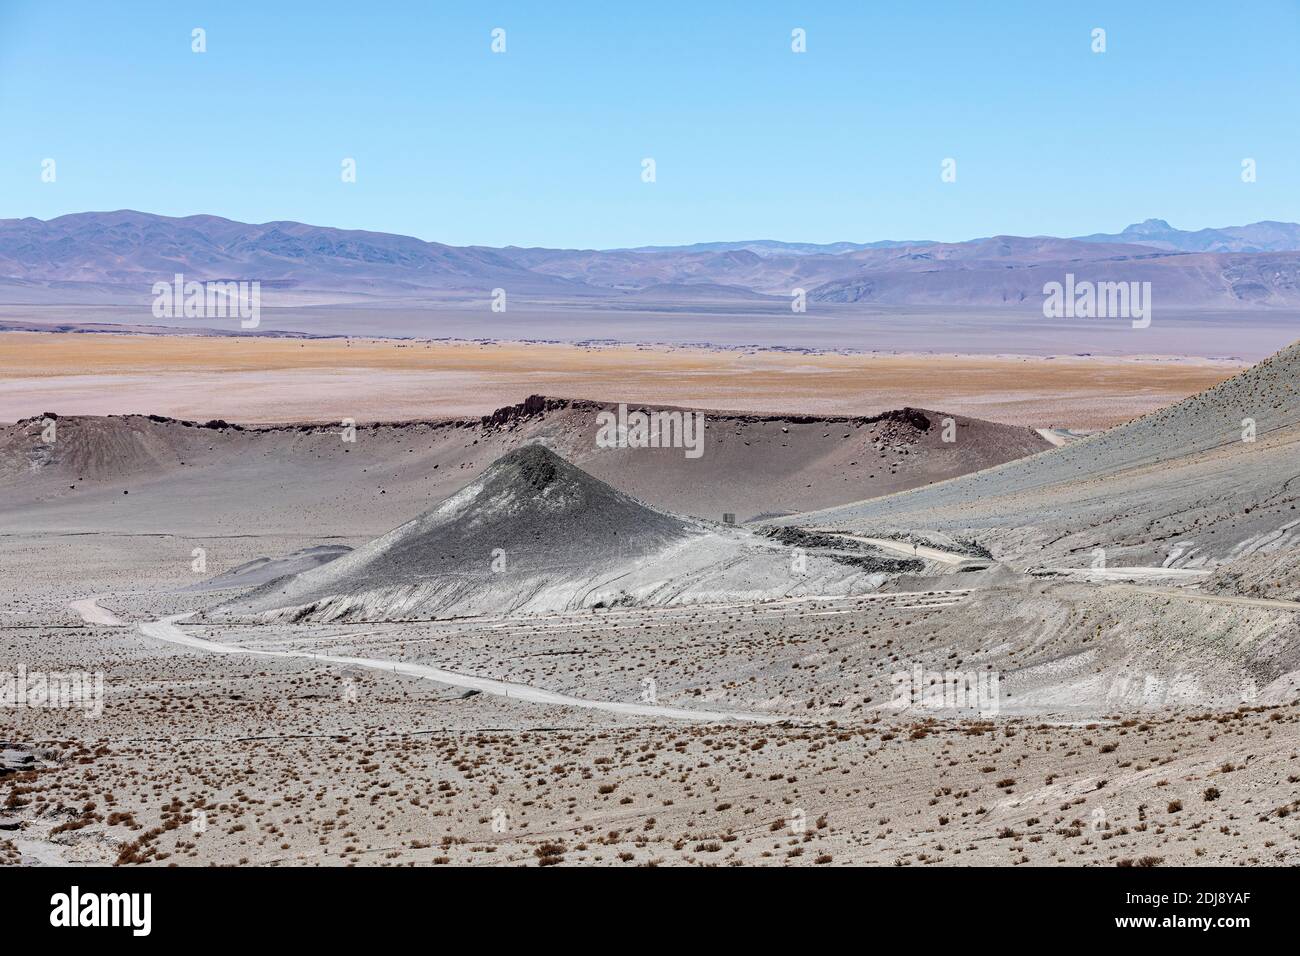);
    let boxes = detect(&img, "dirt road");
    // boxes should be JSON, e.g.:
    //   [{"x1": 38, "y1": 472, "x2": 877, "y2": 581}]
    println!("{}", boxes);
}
[{"x1": 65, "y1": 598, "x2": 785, "y2": 725}]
